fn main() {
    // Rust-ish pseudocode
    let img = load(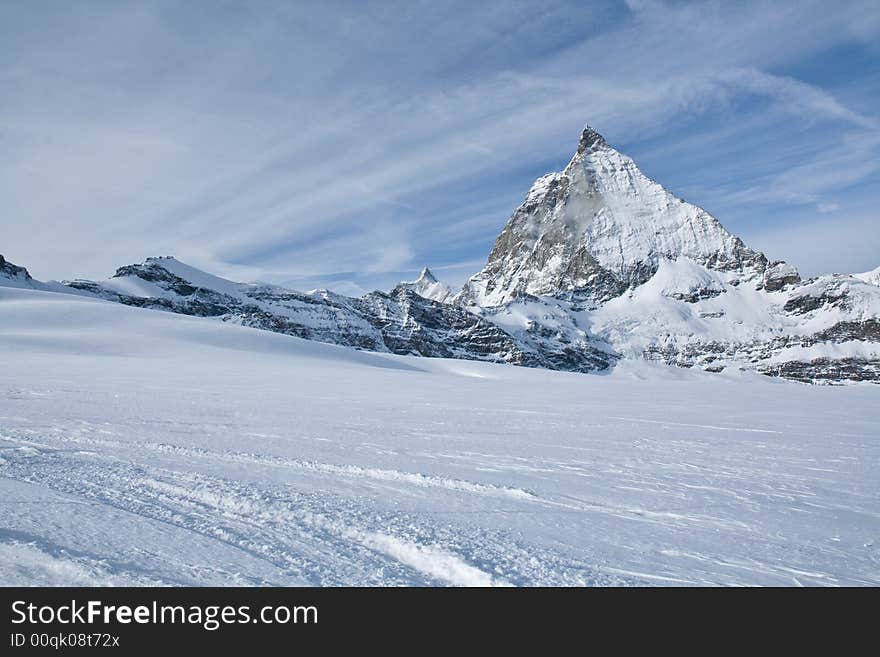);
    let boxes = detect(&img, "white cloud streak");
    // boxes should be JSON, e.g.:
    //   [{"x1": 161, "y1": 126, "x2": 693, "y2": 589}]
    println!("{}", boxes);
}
[{"x1": 0, "y1": 0, "x2": 877, "y2": 288}]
